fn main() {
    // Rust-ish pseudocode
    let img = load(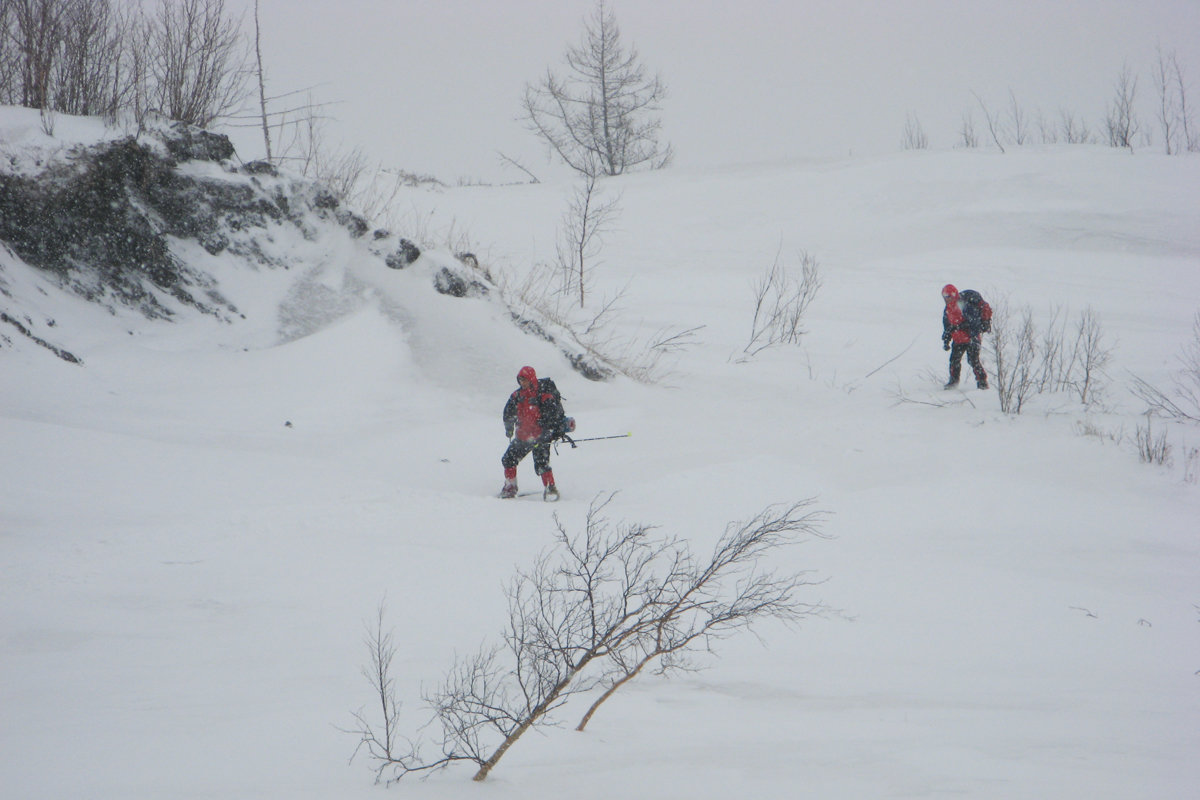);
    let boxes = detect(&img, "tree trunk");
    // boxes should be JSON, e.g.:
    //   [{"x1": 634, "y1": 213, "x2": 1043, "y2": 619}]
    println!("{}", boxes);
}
[{"x1": 575, "y1": 654, "x2": 654, "y2": 731}]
